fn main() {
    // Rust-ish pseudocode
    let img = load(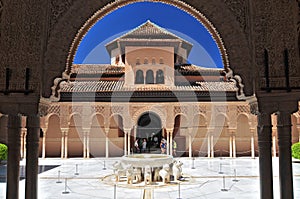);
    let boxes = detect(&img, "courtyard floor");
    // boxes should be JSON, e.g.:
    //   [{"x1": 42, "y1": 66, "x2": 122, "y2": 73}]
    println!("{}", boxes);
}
[{"x1": 0, "y1": 157, "x2": 300, "y2": 199}]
